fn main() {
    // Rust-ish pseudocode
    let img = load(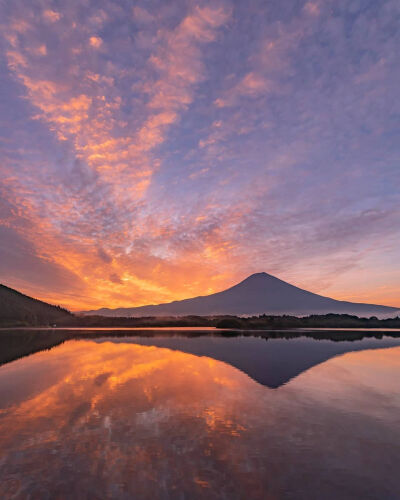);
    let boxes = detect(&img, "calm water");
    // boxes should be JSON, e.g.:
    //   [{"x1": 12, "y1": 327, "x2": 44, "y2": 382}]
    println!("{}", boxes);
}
[{"x1": 0, "y1": 330, "x2": 399, "y2": 499}]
